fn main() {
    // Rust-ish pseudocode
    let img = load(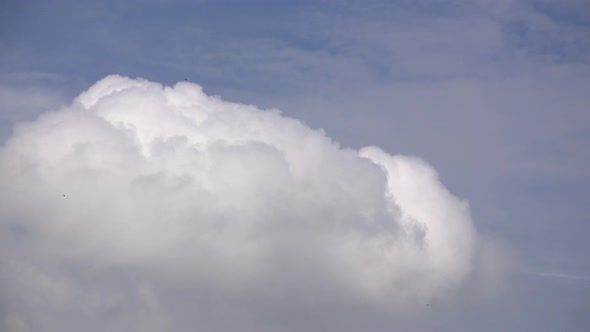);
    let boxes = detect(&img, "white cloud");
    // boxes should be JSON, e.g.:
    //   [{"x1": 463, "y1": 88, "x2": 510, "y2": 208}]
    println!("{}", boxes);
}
[{"x1": 0, "y1": 75, "x2": 505, "y2": 331}]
